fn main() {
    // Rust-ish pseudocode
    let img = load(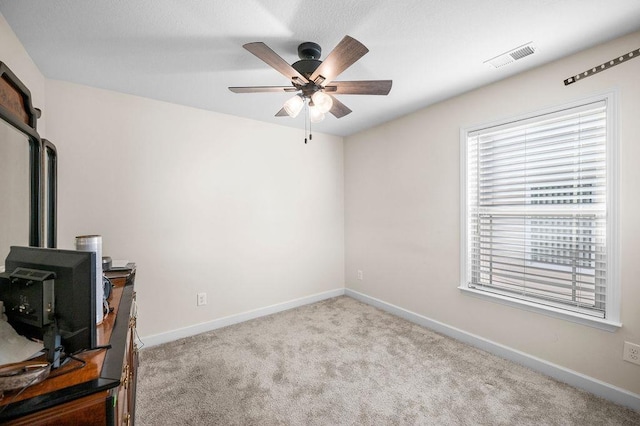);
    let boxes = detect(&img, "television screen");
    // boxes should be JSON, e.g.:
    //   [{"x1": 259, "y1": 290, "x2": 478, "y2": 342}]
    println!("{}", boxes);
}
[{"x1": 1, "y1": 246, "x2": 96, "y2": 356}]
